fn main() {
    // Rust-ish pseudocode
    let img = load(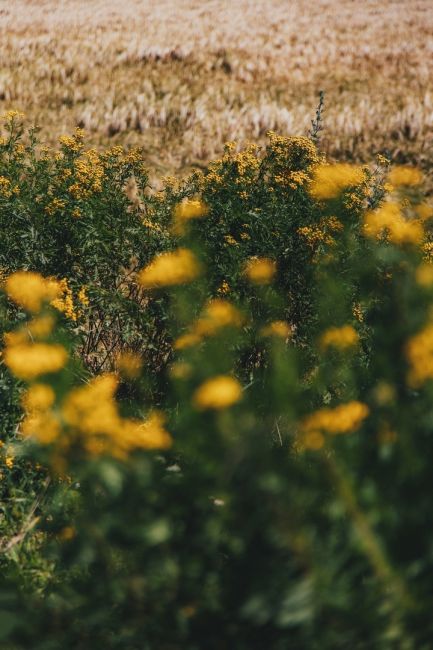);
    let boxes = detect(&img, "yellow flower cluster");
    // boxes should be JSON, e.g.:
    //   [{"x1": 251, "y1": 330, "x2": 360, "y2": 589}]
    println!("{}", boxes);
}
[
  {"x1": 173, "y1": 198, "x2": 208, "y2": 234},
  {"x1": 6, "y1": 271, "x2": 60, "y2": 312},
  {"x1": 4, "y1": 343, "x2": 68, "y2": 381},
  {"x1": 51, "y1": 278, "x2": 77, "y2": 321},
  {"x1": 266, "y1": 132, "x2": 320, "y2": 170},
  {"x1": 116, "y1": 351, "x2": 143, "y2": 379},
  {"x1": 21, "y1": 374, "x2": 172, "y2": 457},
  {"x1": 423, "y1": 242, "x2": 433, "y2": 262},
  {"x1": 21, "y1": 383, "x2": 59, "y2": 444},
  {"x1": 0, "y1": 176, "x2": 14, "y2": 198},
  {"x1": 69, "y1": 149, "x2": 104, "y2": 198},
  {"x1": 138, "y1": 248, "x2": 201, "y2": 288},
  {"x1": 300, "y1": 401, "x2": 369, "y2": 450},
  {"x1": 363, "y1": 202, "x2": 423, "y2": 245},
  {"x1": 388, "y1": 166, "x2": 423, "y2": 188},
  {"x1": 309, "y1": 163, "x2": 366, "y2": 200},
  {"x1": 415, "y1": 263, "x2": 433, "y2": 287},
  {"x1": 62, "y1": 374, "x2": 172, "y2": 457},
  {"x1": 59, "y1": 127, "x2": 85, "y2": 154},
  {"x1": 45, "y1": 198, "x2": 66, "y2": 216},
  {"x1": 244, "y1": 257, "x2": 276, "y2": 284},
  {"x1": 320, "y1": 325, "x2": 359, "y2": 350},
  {"x1": 193, "y1": 375, "x2": 242, "y2": 410},
  {"x1": 406, "y1": 324, "x2": 433, "y2": 387},
  {"x1": 261, "y1": 320, "x2": 293, "y2": 339},
  {"x1": 174, "y1": 299, "x2": 243, "y2": 350}
]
